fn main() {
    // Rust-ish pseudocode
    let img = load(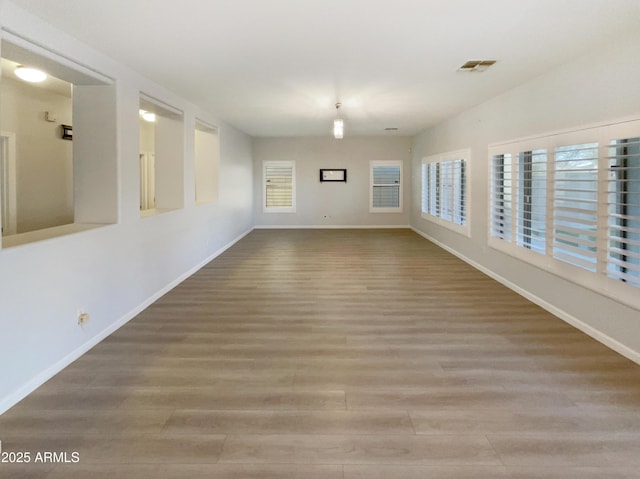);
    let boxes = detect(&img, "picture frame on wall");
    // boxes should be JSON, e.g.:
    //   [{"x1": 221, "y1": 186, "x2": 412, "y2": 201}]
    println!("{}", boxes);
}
[
  {"x1": 61, "y1": 124, "x2": 73, "y2": 140},
  {"x1": 320, "y1": 169, "x2": 347, "y2": 182}
]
